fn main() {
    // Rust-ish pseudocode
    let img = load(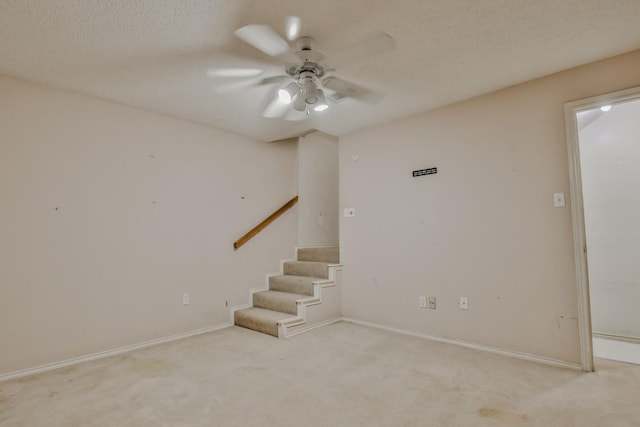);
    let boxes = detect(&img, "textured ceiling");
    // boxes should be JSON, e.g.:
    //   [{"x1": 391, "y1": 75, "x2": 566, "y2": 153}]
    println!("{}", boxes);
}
[{"x1": 2, "y1": 0, "x2": 640, "y2": 142}]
